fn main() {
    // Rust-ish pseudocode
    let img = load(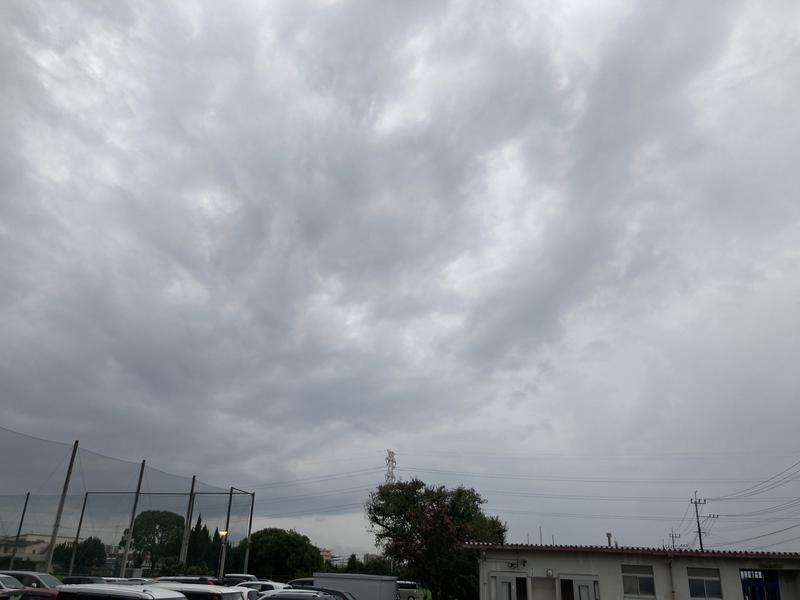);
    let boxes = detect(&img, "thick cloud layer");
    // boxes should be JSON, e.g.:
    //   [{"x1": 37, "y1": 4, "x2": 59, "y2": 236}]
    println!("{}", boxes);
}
[{"x1": 2, "y1": 0, "x2": 800, "y2": 554}]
